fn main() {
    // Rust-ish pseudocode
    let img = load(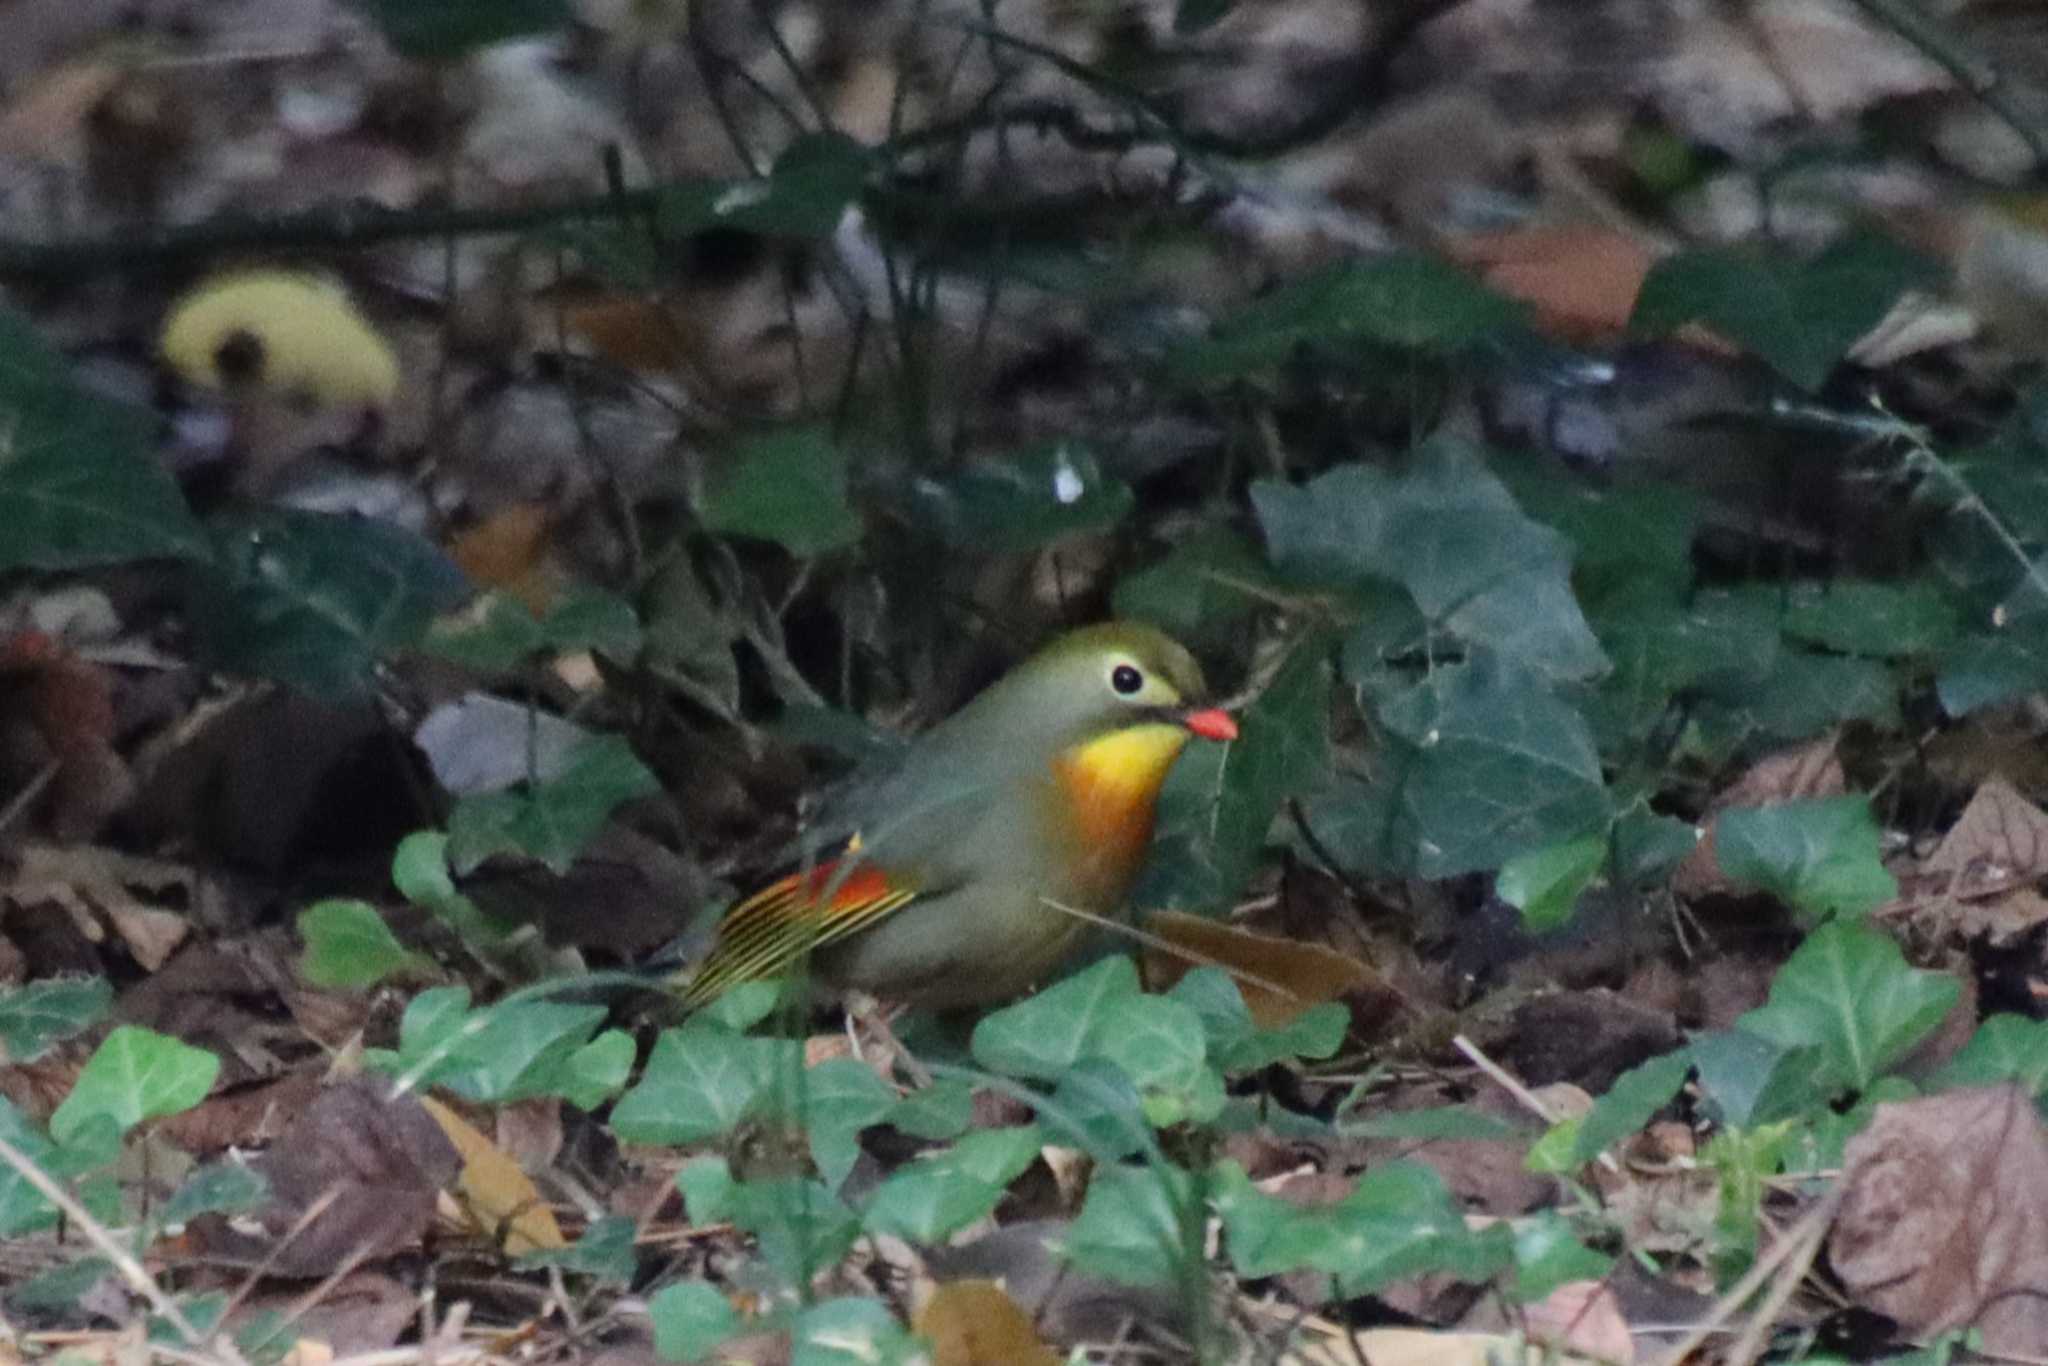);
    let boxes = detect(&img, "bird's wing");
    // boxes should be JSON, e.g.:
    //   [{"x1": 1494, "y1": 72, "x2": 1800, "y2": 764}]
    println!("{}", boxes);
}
[
  {"x1": 679, "y1": 848, "x2": 923, "y2": 1007},
  {"x1": 680, "y1": 726, "x2": 1037, "y2": 1007}
]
